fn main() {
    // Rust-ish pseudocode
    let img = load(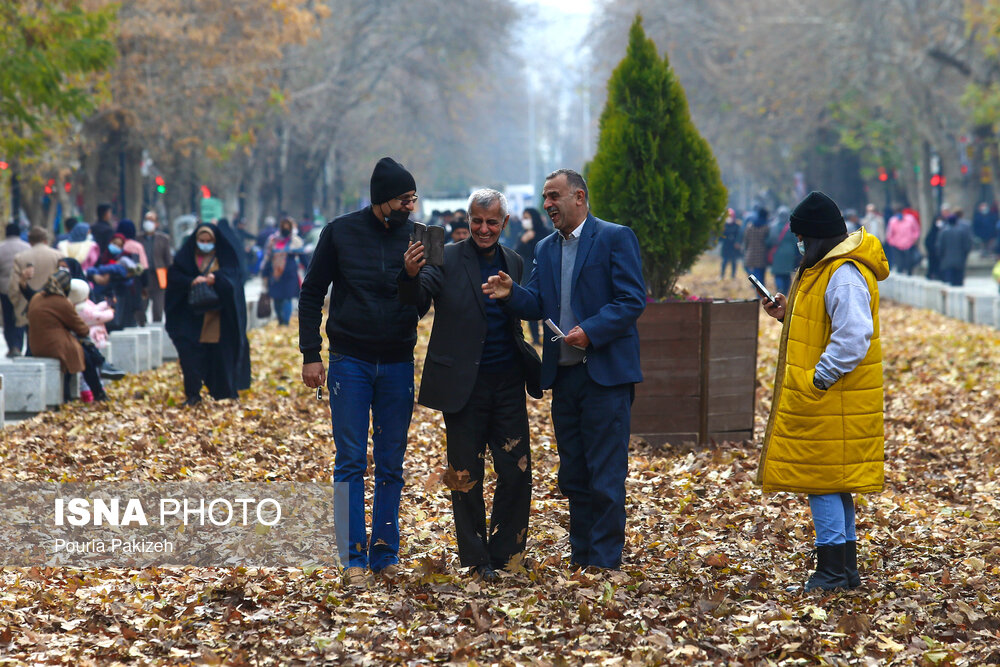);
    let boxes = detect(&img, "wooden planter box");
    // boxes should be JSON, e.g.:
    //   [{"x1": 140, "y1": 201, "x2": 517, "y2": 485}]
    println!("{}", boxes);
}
[{"x1": 631, "y1": 299, "x2": 759, "y2": 446}]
